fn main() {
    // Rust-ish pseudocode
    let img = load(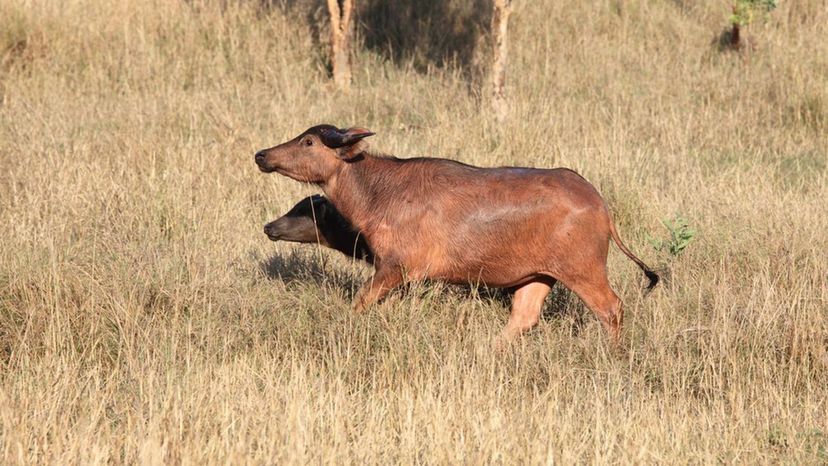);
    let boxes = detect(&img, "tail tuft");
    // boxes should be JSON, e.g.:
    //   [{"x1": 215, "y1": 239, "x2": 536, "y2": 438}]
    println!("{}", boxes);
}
[{"x1": 644, "y1": 269, "x2": 660, "y2": 292}]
